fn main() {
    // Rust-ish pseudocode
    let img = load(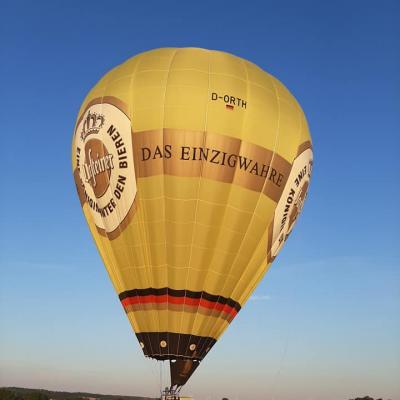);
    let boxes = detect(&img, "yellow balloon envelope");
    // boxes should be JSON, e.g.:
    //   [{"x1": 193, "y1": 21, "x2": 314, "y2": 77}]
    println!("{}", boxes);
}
[{"x1": 72, "y1": 47, "x2": 313, "y2": 388}]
